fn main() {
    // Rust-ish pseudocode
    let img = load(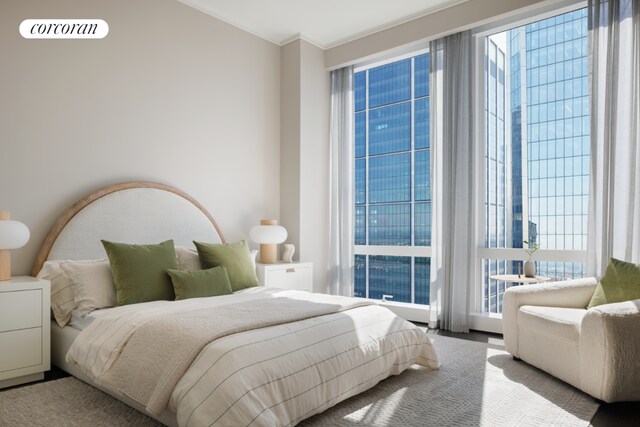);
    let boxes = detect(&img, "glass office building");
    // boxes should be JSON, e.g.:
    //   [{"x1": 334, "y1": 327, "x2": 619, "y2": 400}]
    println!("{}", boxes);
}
[
  {"x1": 483, "y1": 8, "x2": 589, "y2": 313},
  {"x1": 353, "y1": 53, "x2": 431, "y2": 305}
]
